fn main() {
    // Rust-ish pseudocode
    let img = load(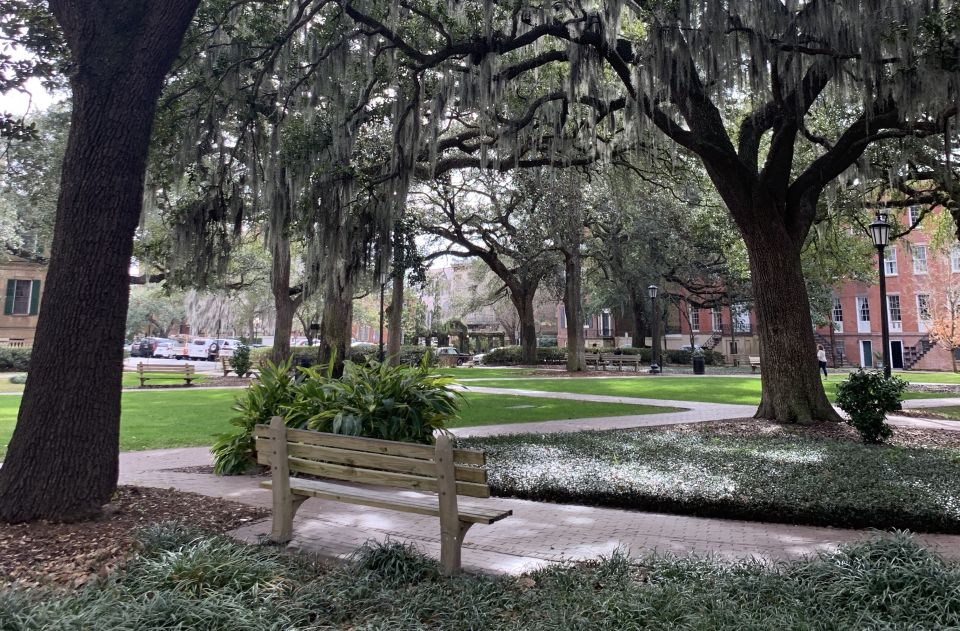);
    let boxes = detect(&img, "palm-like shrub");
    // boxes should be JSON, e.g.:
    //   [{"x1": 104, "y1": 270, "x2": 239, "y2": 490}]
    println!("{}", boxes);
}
[
  {"x1": 285, "y1": 359, "x2": 460, "y2": 443},
  {"x1": 229, "y1": 343, "x2": 253, "y2": 376},
  {"x1": 212, "y1": 358, "x2": 461, "y2": 474},
  {"x1": 212, "y1": 360, "x2": 299, "y2": 474}
]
